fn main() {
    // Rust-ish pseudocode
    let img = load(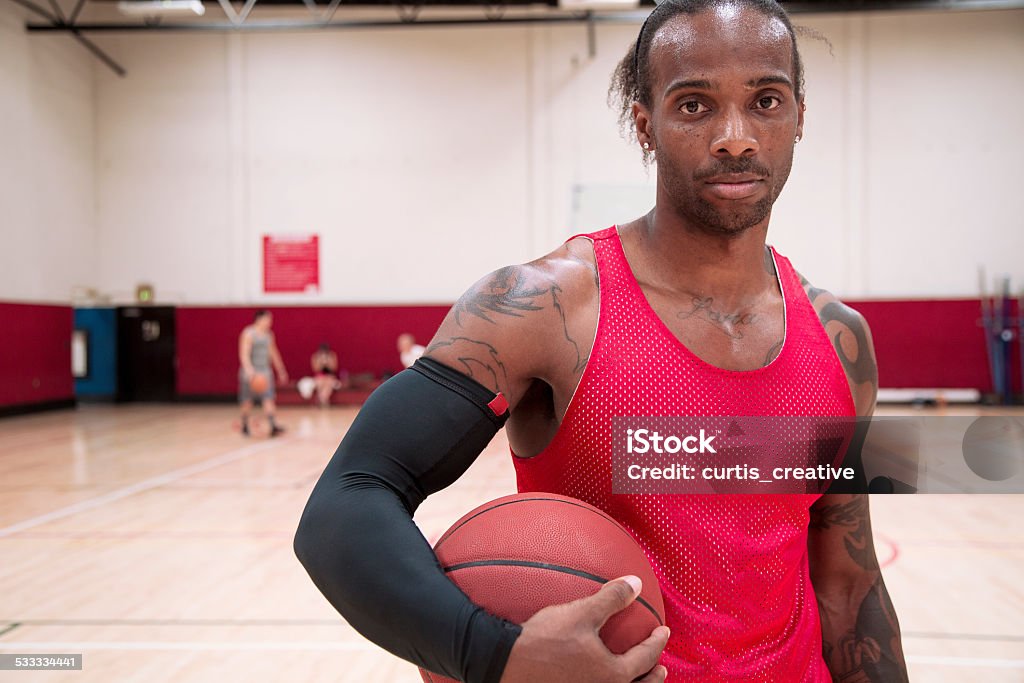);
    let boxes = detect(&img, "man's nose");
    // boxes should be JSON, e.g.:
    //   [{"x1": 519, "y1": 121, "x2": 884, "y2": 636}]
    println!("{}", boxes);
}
[{"x1": 710, "y1": 106, "x2": 759, "y2": 158}]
